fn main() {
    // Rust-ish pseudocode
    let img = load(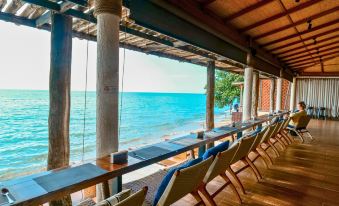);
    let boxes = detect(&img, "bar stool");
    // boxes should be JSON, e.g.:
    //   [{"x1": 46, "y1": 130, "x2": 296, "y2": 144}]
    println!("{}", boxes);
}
[
  {"x1": 319, "y1": 107, "x2": 326, "y2": 120},
  {"x1": 307, "y1": 106, "x2": 314, "y2": 118}
]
